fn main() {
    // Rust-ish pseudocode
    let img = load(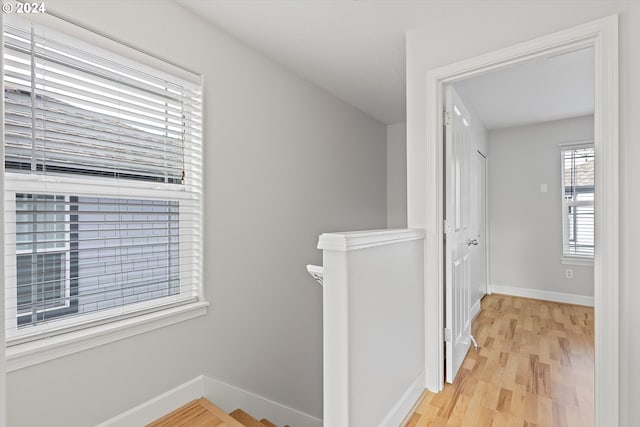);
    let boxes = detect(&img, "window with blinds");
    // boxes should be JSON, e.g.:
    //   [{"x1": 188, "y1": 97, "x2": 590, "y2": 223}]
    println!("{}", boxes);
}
[
  {"x1": 561, "y1": 145, "x2": 594, "y2": 258},
  {"x1": 3, "y1": 16, "x2": 203, "y2": 342}
]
